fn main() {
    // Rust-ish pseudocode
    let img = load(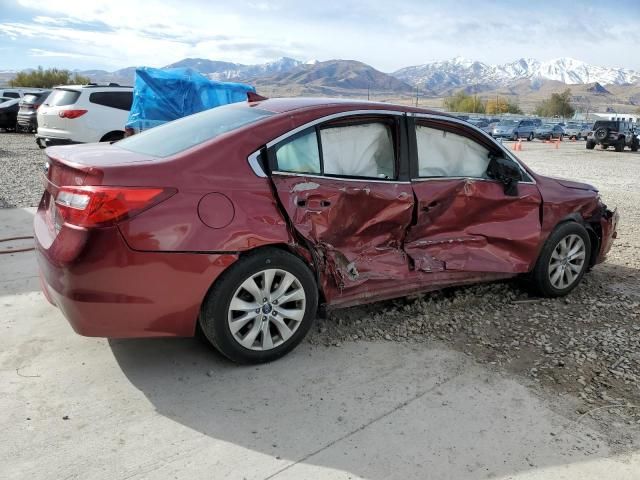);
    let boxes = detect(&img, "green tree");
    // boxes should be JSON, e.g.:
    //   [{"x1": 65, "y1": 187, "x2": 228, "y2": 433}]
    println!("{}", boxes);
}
[
  {"x1": 9, "y1": 66, "x2": 90, "y2": 88},
  {"x1": 486, "y1": 97, "x2": 522, "y2": 114},
  {"x1": 534, "y1": 89, "x2": 575, "y2": 118},
  {"x1": 443, "y1": 90, "x2": 486, "y2": 113}
]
